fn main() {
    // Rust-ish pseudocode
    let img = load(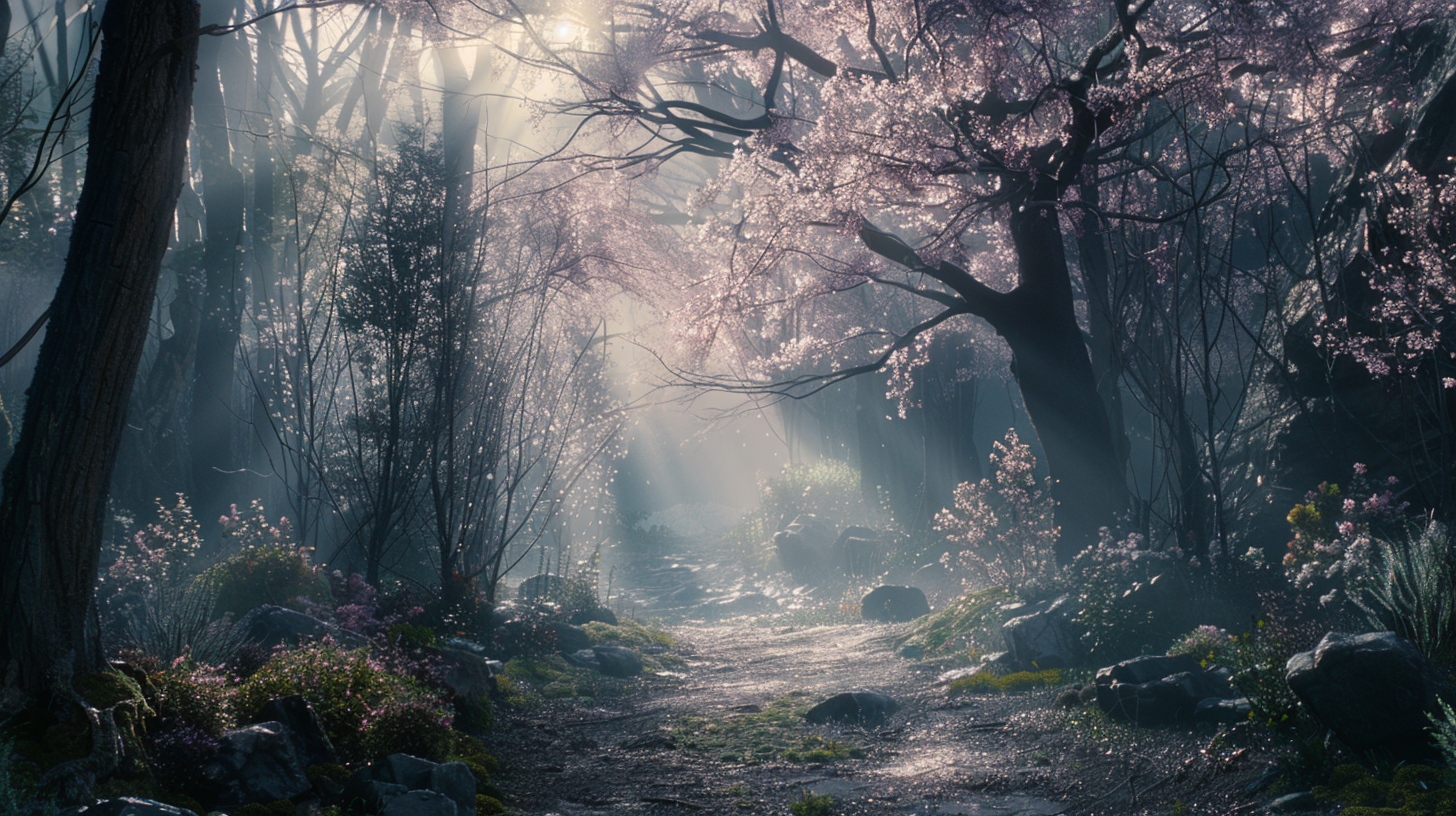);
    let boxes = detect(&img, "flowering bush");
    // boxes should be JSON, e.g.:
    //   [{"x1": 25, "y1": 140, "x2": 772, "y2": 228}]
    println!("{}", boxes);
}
[
  {"x1": 101, "y1": 496, "x2": 226, "y2": 662},
  {"x1": 360, "y1": 701, "x2": 455, "y2": 762},
  {"x1": 235, "y1": 642, "x2": 442, "y2": 760},
  {"x1": 1169, "y1": 625, "x2": 1238, "y2": 668},
  {"x1": 153, "y1": 661, "x2": 236, "y2": 737},
  {"x1": 198, "y1": 501, "x2": 327, "y2": 619},
  {"x1": 936, "y1": 430, "x2": 1059, "y2": 595},
  {"x1": 1283, "y1": 464, "x2": 1410, "y2": 602},
  {"x1": 1065, "y1": 529, "x2": 1185, "y2": 662}
]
